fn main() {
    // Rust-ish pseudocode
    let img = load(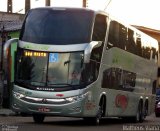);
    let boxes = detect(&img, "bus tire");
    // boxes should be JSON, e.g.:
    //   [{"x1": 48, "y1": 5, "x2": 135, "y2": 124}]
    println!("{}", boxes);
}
[
  {"x1": 133, "y1": 102, "x2": 144, "y2": 123},
  {"x1": 33, "y1": 114, "x2": 45, "y2": 123},
  {"x1": 94, "y1": 106, "x2": 102, "y2": 125},
  {"x1": 93, "y1": 96, "x2": 106, "y2": 125},
  {"x1": 139, "y1": 102, "x2": 144, "y2": 123},
  {"x1": 84, "y1": 96, "x2": 106, "y2": 125},
  {"x1": 144, "y1": 100, "x2": 148, "y2": 118}
]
